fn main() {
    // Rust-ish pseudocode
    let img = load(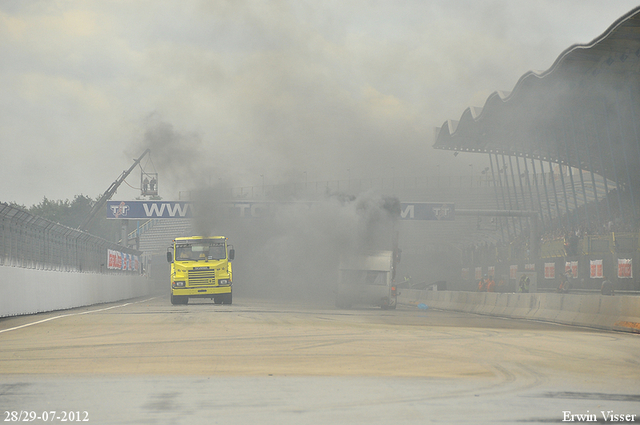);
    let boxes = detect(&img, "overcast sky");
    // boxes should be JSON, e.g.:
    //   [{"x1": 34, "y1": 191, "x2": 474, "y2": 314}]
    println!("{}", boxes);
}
[{"x1": 2, "y1": 0, "x2": 638, "y2": 207}]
